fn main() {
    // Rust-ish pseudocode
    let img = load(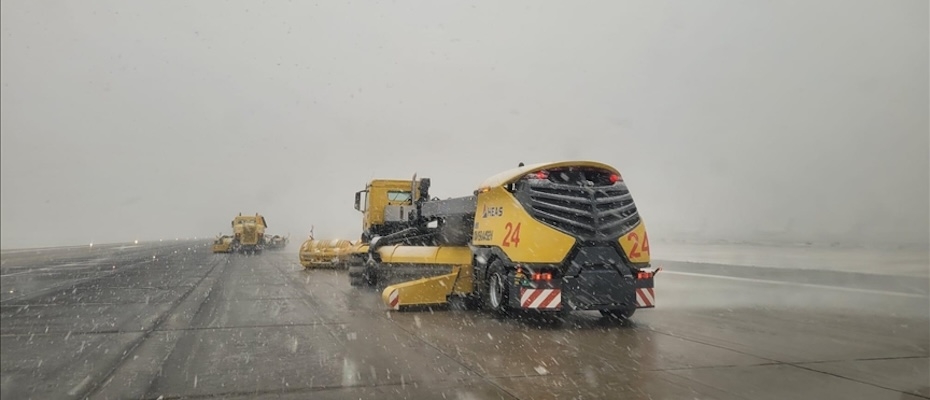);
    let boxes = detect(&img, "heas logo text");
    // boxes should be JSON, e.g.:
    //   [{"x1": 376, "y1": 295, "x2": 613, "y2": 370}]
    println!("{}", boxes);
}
[{"x1": 482, "y1": 205, "x2": 503, "y2": 218}]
